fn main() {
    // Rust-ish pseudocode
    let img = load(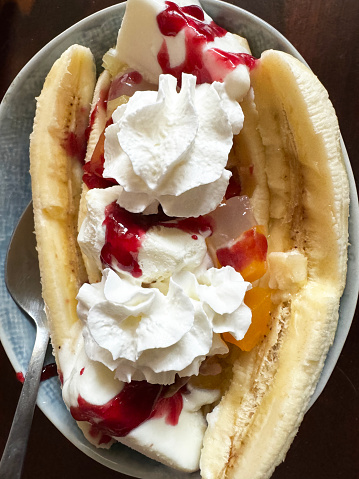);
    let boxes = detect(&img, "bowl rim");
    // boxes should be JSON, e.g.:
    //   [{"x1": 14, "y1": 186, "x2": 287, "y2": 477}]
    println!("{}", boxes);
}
[{"x1": 0, "y1": 0, "x2": 358, "y2": 477}]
